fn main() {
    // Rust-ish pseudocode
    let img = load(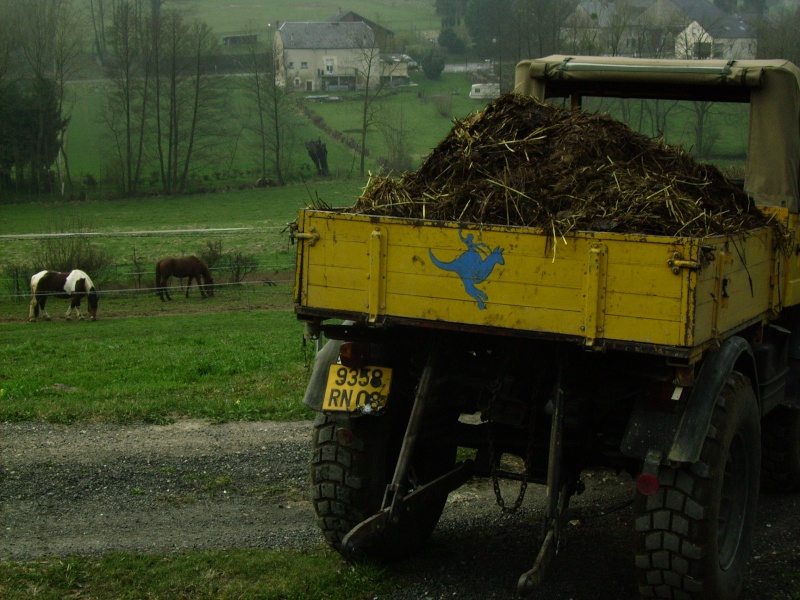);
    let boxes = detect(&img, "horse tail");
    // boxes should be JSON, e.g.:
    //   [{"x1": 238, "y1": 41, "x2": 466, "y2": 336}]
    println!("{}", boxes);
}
[{"x1": 88, "y1": 288, "x2": 99, "y2": 313}]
